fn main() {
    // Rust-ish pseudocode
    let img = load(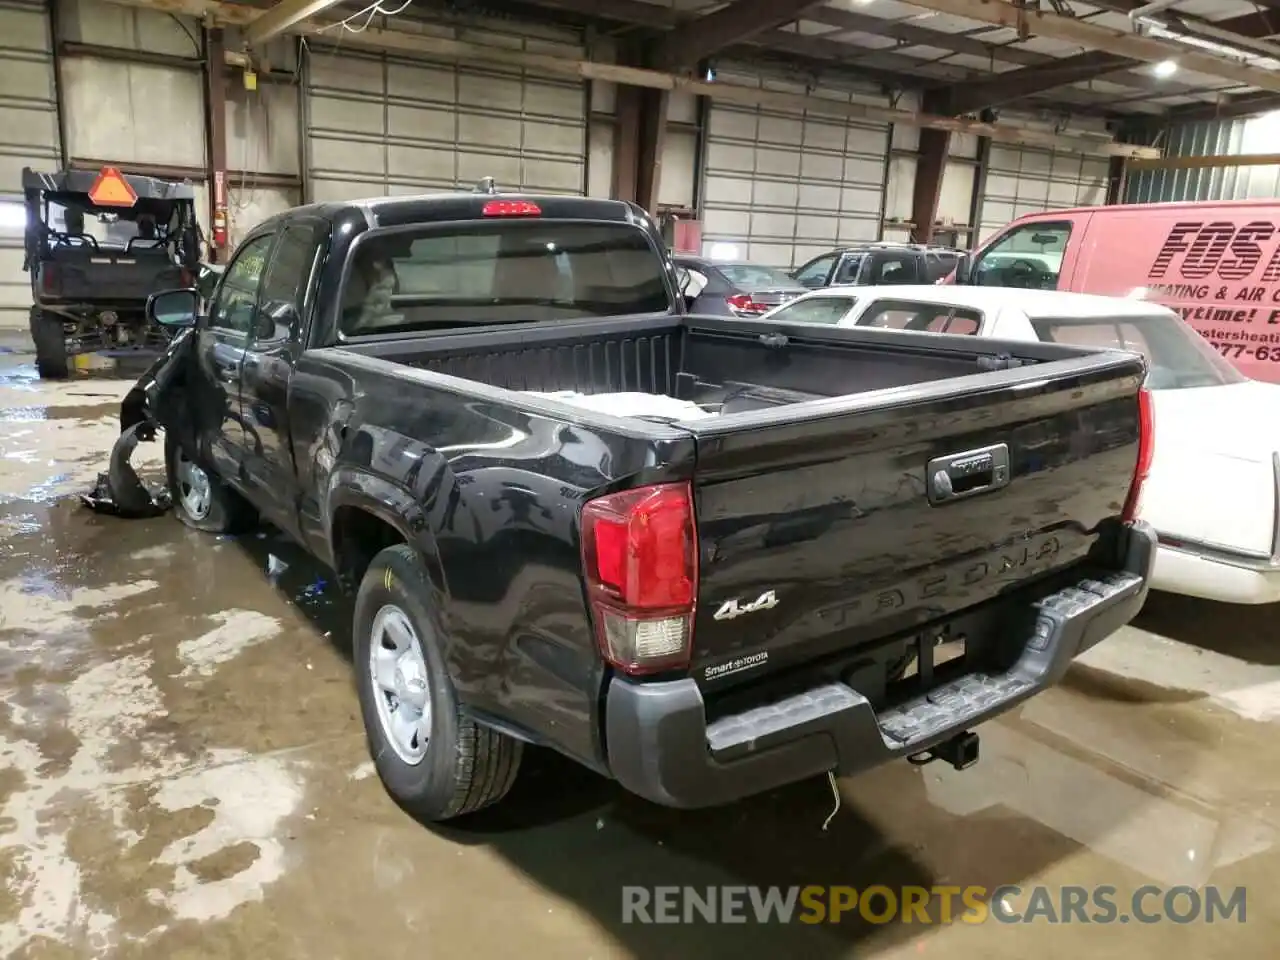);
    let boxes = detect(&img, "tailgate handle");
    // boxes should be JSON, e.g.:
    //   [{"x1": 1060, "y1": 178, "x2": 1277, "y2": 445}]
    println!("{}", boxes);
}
[{"x1": 927, "y1": 443, "x2": 1010, "y2": 505}]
